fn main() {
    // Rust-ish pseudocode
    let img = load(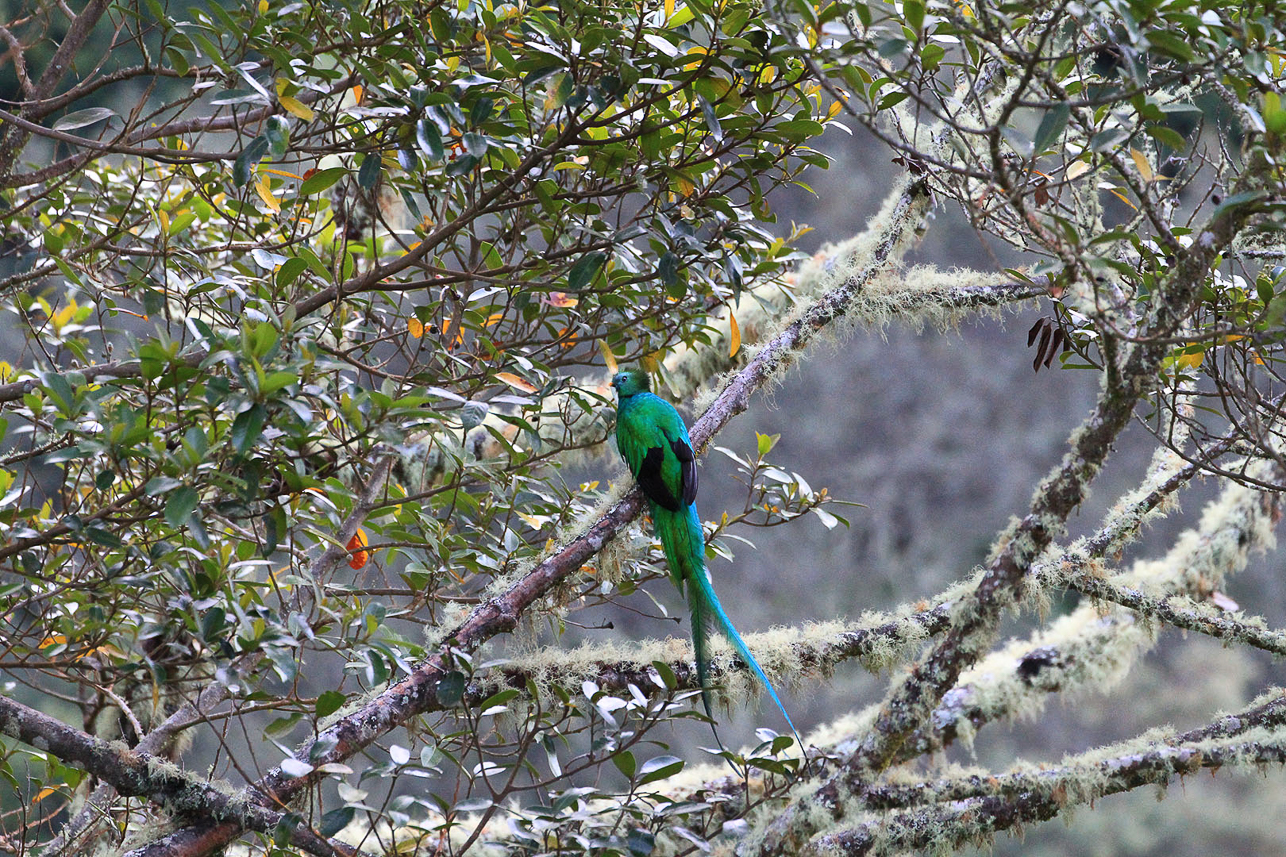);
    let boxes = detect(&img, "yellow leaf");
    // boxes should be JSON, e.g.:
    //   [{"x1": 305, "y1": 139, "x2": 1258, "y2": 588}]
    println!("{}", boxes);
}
[
  {"x1": 261, "y1": 167, "x2": 302, "y2": 180},
  {"x1": 258, "y1": 0, "x2": 267, "y2": 12},
  {"x1": 279, "y1": 95, "x2": 314, "y2": 121},
  {"x1": 665, "y1": 0, "x2": 675, "y2": 18},
  {"x1": 275, "y1": 77, "x2": 288, "y2": 96},
  {"x1": 255, "y1": 175, "x2": 281, "y2": 213},
  {"x1": 1130, "y1": 147, "x2": 1153, "y2": 182},
  {"x1": 729, "y1": 309, "x2": 741, "y2": 357},
  {"x1": 495, "y1": 371, "x2": 538, "y2": 393},
  {"x1": 1104, "y1": 186, "x2": 1136, "y2": 210},
  {"x1": 408, "y1": 318, "x2": 424, "y2": 338},
  {"x1": 684, "y1": 45, "x2": 708, "y2": 70},
  {"x1": 484, "y1": 312, "x2": 505, "y2": 327},
  {"x1": 516, "y1": 511, "x2": 545, "y2": 529},
  {"x1": 1066, "y1": 159, "x2": 1090, "y2": 180},
  {"x1": 34, "y1": 786, "x2": 59, "y2": 804},
  {"x1": 1177, "y1": 351, "x2": 1203, "y2": 369},
  {"x1": 351, "y1": 84, "x2": 364, "y2": 105},
  {"x1": 598, "y1": 339, "x2": 619, "y2": 374}
]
